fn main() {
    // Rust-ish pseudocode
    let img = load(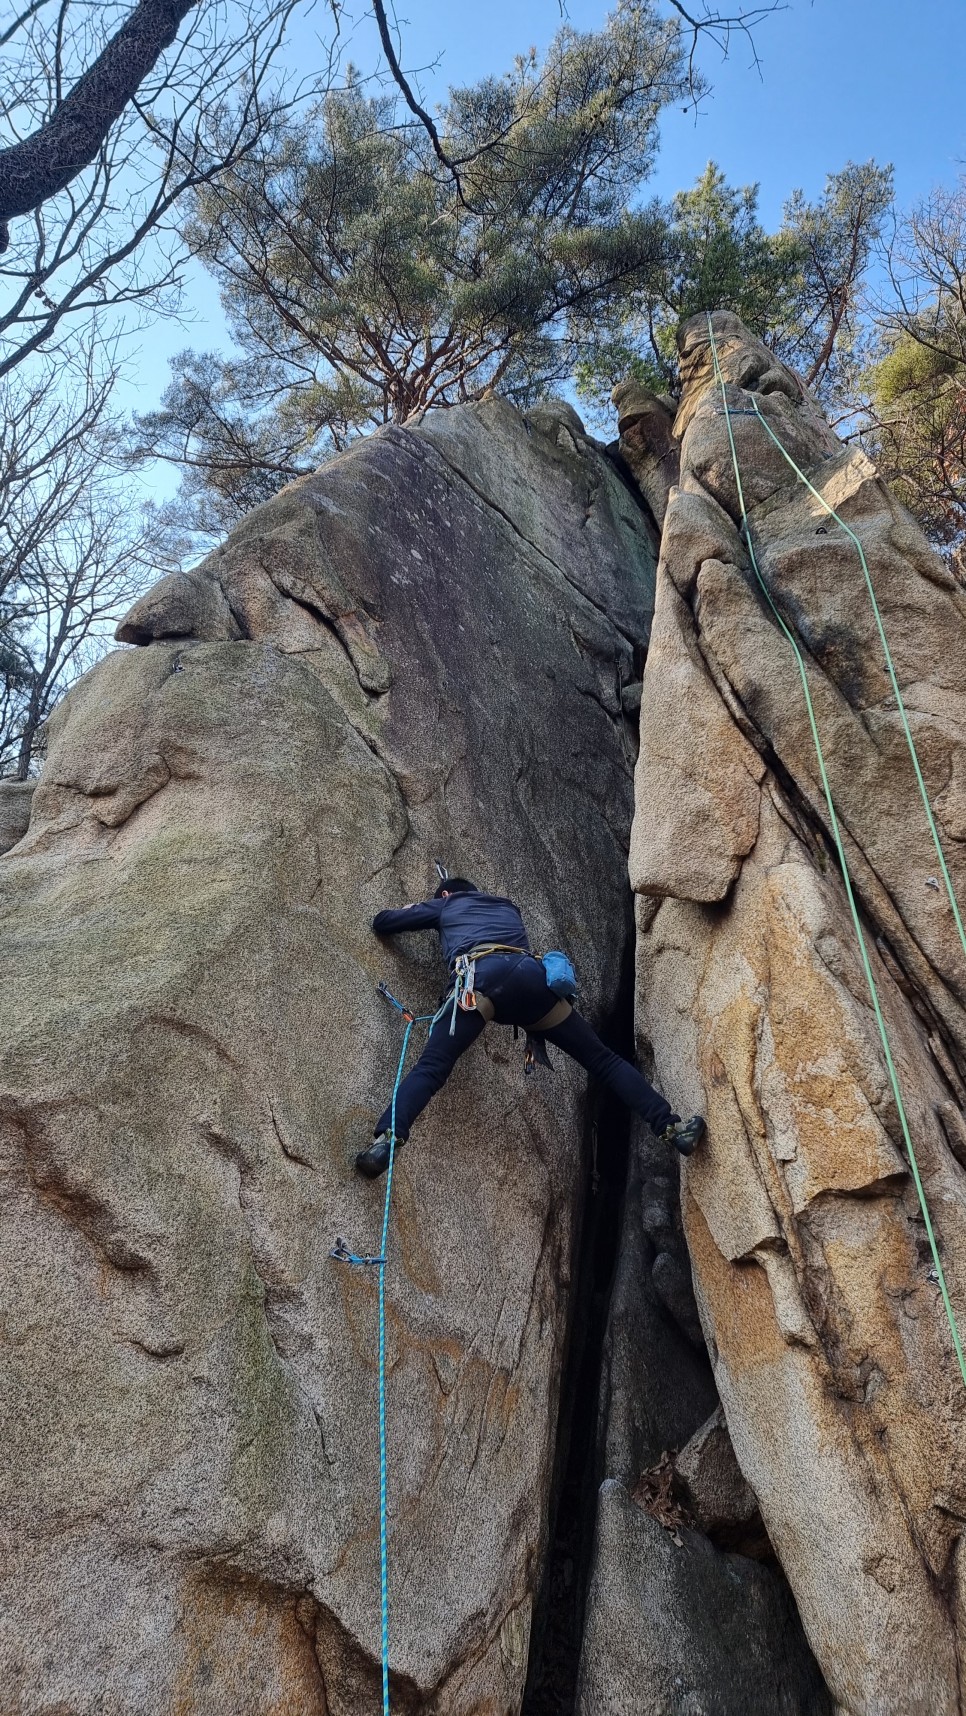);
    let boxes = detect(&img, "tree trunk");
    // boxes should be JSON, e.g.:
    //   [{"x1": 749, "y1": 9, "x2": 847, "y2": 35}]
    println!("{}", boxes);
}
[{"x1": 0, "y1": 0, "x2": 199, "y2": 251}]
